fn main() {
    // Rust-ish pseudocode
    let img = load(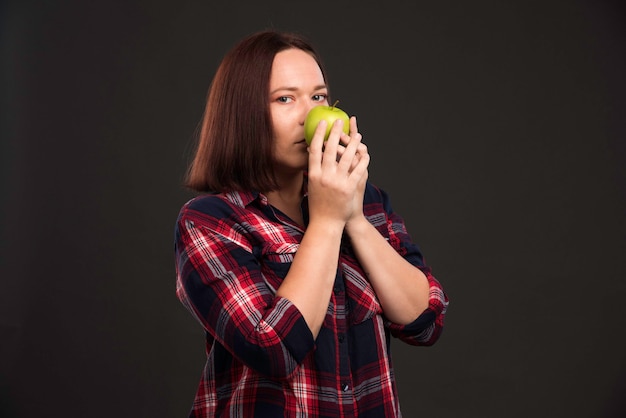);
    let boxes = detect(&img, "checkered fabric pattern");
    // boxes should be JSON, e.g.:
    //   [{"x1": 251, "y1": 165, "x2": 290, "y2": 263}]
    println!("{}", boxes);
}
[{"x1": 175, "y1": 182, "x2": 448, "y2": 417}]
